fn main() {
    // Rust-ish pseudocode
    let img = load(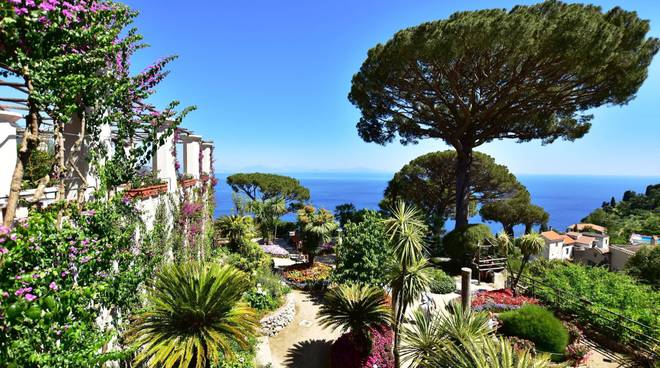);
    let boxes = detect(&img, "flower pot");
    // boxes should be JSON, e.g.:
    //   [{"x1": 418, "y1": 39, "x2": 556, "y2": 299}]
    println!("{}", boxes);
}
[
  {"x1": 124, "y1": 182, "x2": 168, "y2": 200},
  {"x1": 180, "y1": 178, "x2": 197, "y2": 189}
]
